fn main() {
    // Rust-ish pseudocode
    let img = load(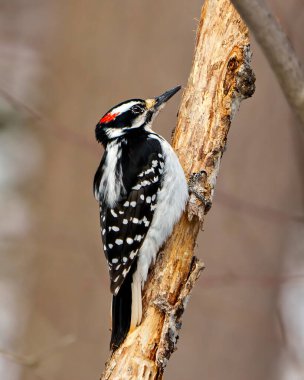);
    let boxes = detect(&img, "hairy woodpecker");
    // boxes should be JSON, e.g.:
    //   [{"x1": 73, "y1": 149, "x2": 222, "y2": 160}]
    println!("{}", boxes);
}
[{"x1": 93, "y1": 86, "x2": 188, "y2": 350}]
